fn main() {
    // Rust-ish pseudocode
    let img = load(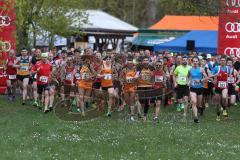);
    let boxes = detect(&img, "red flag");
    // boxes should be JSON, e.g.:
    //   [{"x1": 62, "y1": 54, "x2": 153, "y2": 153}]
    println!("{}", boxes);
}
[
  {"x1": 0, "y1": 0, "x2": 16, "y2": 58},
  {"x1": 218, "y1": 0, "x2": 240, "y2": 58}
]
